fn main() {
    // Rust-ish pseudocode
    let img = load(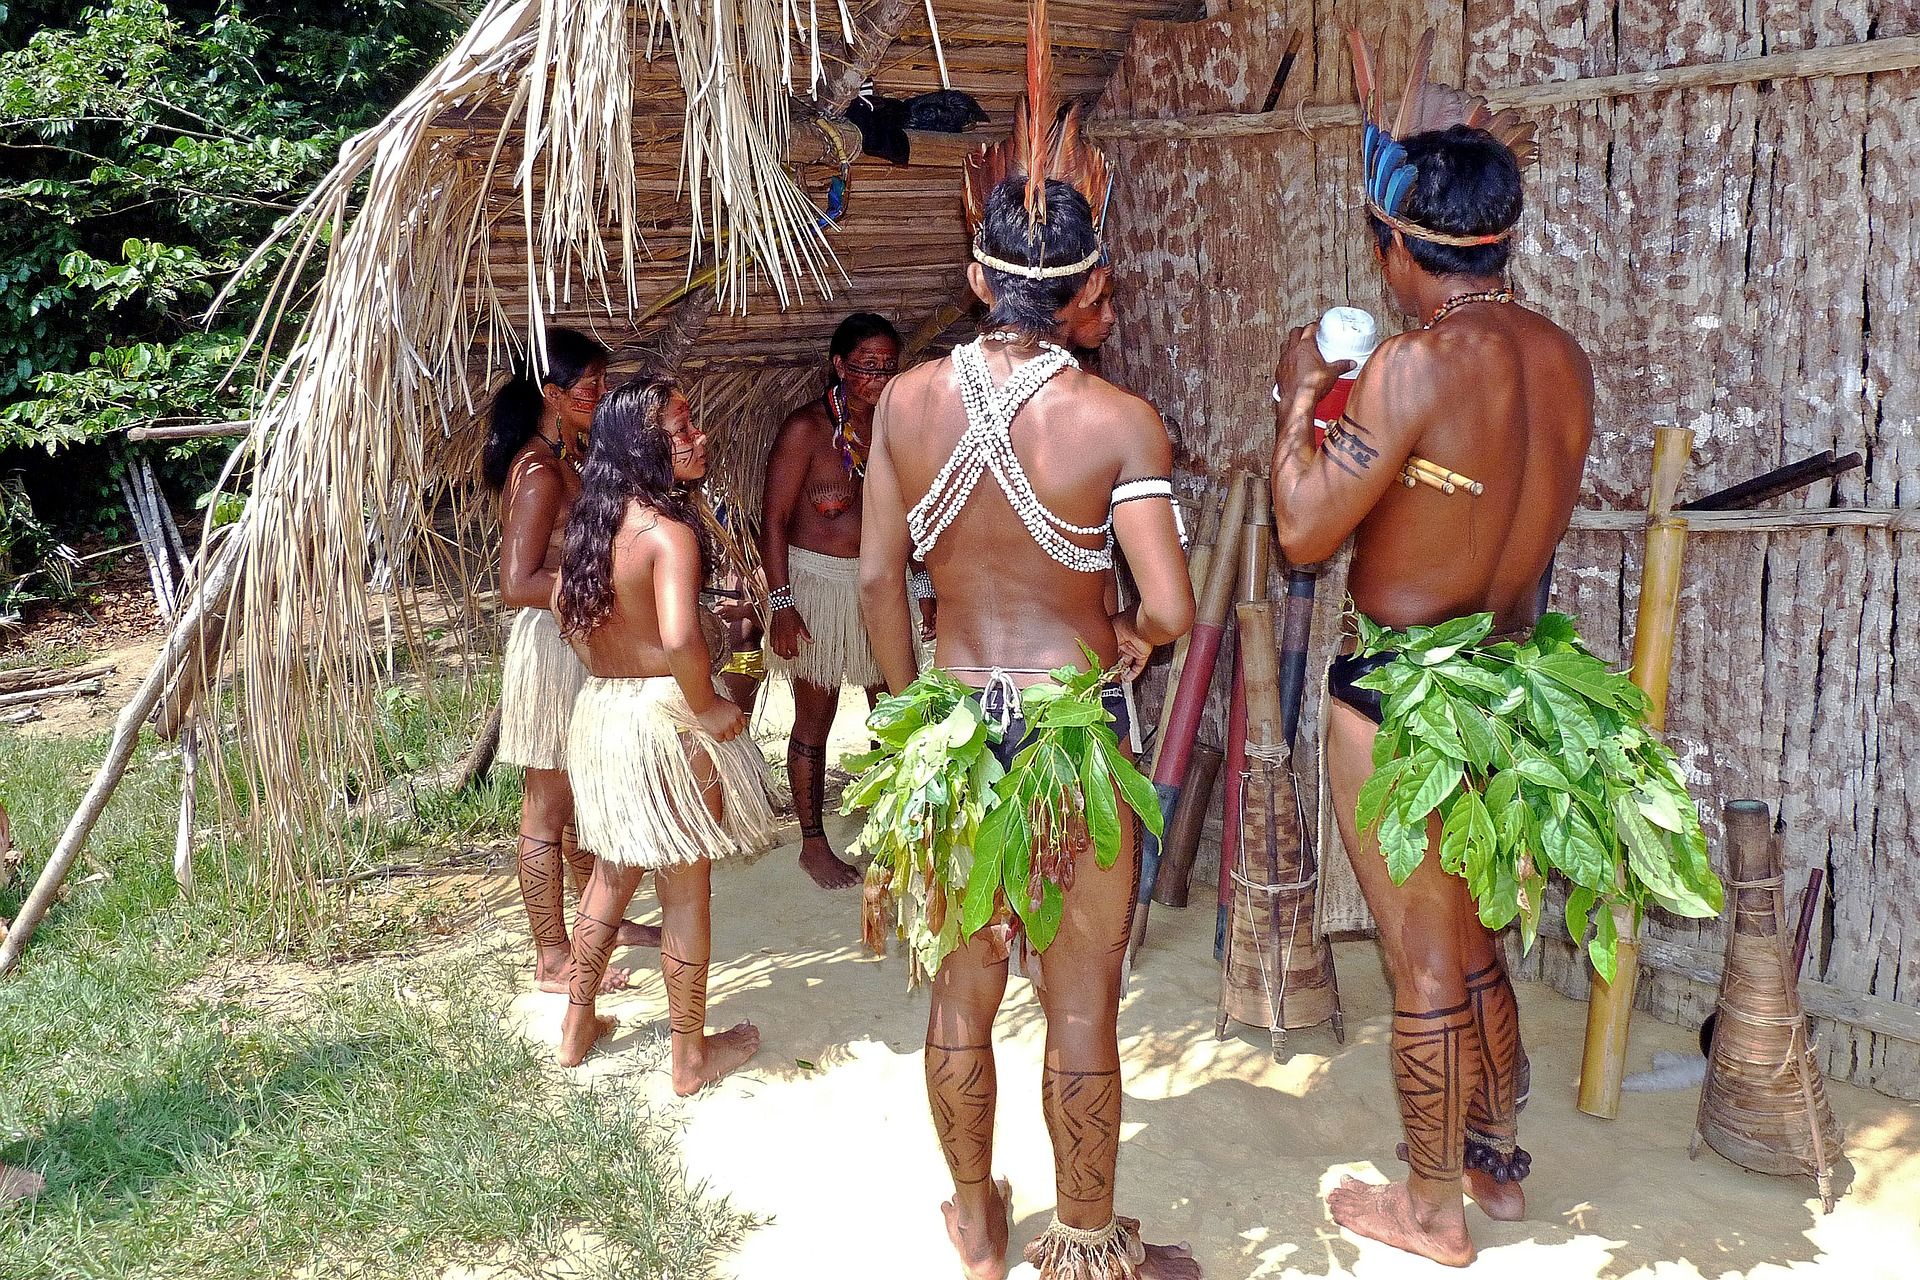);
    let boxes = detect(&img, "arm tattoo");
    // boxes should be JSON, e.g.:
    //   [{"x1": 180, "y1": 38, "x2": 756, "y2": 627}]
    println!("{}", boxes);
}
[{"x1": 1324, "y1": 414, "x2": 1381, "y2": 479}]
